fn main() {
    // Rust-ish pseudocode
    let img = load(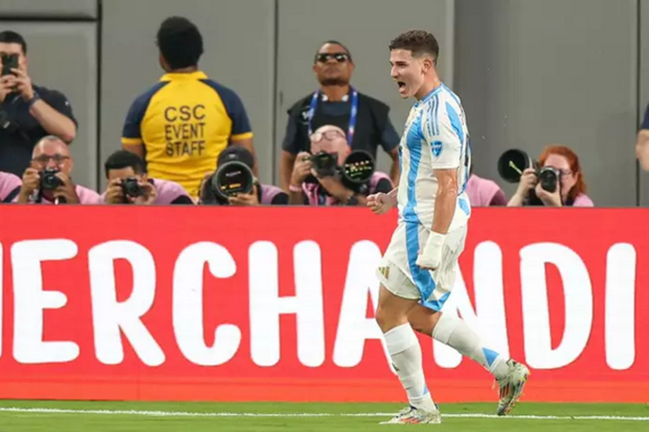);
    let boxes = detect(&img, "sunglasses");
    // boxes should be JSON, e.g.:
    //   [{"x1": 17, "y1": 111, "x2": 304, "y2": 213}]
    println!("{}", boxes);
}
[
  {"x1": 311, "y1": 130, "x2": 345, "y2": 143},
  {"x1": 315, "y1": 52, "x2": 350, "y2": 64}
]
